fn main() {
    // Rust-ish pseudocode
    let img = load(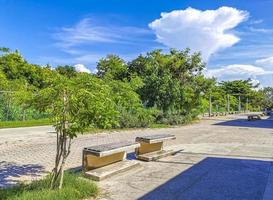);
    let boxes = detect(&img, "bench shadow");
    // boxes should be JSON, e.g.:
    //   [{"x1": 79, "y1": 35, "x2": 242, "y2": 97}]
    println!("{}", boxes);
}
[
  {"x1": 213, "y1": 114, "x2": 273, "y2": 129},
  {"x1": 0, "y1": 161, "x2": 45, "y2": 188},
  {"x1": 138, "y1": 157, "x2": 272, "y2": 200}
]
